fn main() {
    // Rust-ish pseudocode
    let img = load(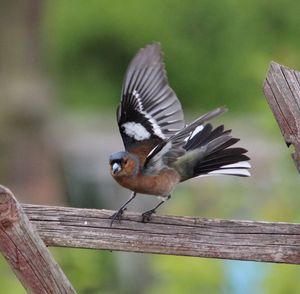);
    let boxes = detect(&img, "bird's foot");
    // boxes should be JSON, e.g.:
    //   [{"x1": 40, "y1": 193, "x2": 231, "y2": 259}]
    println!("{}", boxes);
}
[
  {"x1": 110, "y1": 207, "x2": 127, "y2": 227},
  {"x1": 142, "y1": 209, "x2": 156, "y2": 223}
]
